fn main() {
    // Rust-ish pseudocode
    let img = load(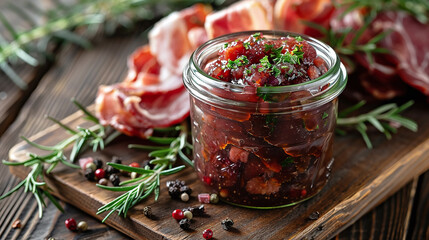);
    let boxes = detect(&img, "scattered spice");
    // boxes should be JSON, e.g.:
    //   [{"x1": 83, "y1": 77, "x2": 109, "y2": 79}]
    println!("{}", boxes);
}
[
  {"x1": 172, "y1": 209, "x2": 185, "y2": 220},
  {"x1": 183, "y1": 210, "x2": 193, "y2": 220},
  {"x1": 98, "y1": 178, "x2": 108, "y2": 186},
  {"x1": 129, "y1": 162, "x2": 140, "y2": 168},
  {"x1": 84, "y1": 168, "x2": 95, "y2": 181},
  {"x1": 93, "y1": 158, "x2": 103, "y2": 169},
  {"x1": 181, "y1": 192, "x2": 190, "y2": 202},
  {"x1": 143, "y1": 206, "x2": 152, "y2": 218},
  {"x1": 65, "y1": 218, "x2": 77, "y2": 231},
  {"x1": 210, "y1": 194, "x2": 219, "y2": 204},
  {"x1": 130, "y1": 172, "x2": 138, "y2": 179},
  {"x1": 94, "y1": 168, "x2": 105, "y2": 180},
  {"x1": 168, "y1": 179, "x2": 191, "y2": 199},
  {"x1": 179, "y1": 218, "x2": 191, "y2": 230},
  {"x1": 109, "y1": 174, "x2": 120, "y2": 186},
  {"x1": 12, "y1": 219, "x2": 21, "y2": 229},
  {"x1": 182, "y1": 205, "x2": 205, "y2": 217},
  {"x1": 85, "y1": 162, "x2": 96, "y2": 171},
  {"x1": 203, "y1": 229, "x2": 213, "y2": 239},
  {"x1": 198, "y1": 193, "x2": 210, "y2": 203},
  {"x1": 77, "y1": 221, "x2": 88, "y2": 231},
  {"x1": 221, "y1": 218, "x2": 234, "y2": 231},
  {"x1": 309, "y1": 211, "x2": 320, "y2": 220}
]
